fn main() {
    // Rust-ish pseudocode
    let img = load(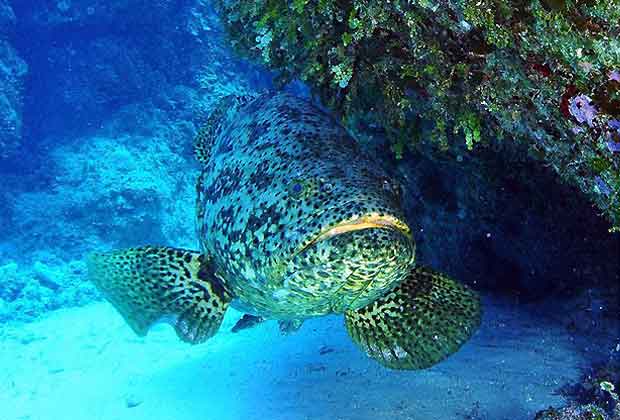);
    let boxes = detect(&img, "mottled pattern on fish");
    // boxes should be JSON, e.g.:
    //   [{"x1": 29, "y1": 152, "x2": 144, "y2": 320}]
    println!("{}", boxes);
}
[
  {"x1": 87, "y1": 91, "x2": 481, "y2": 370},
  {"x1": 196, "y1": 92, "x2": 415, "y2": 318}
]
